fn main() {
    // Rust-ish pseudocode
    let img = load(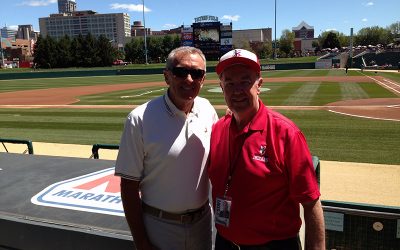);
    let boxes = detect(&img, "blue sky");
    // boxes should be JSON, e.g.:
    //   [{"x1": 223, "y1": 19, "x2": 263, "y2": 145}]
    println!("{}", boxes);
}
[{"x1": 1, "y1": 0, "x2": 399, "y2": 37}]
